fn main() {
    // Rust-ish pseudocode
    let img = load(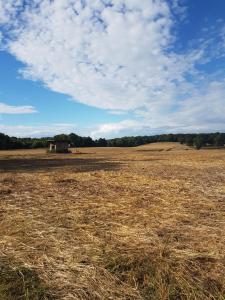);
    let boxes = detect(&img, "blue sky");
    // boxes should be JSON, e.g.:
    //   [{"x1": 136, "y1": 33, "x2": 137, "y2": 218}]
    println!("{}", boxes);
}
[
  {"x1": 0, "y1": 51, "x2": 129, "y2": 136},
  {"x1": 0, "y1": 0, "x2": 225, "y2": 138}
]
